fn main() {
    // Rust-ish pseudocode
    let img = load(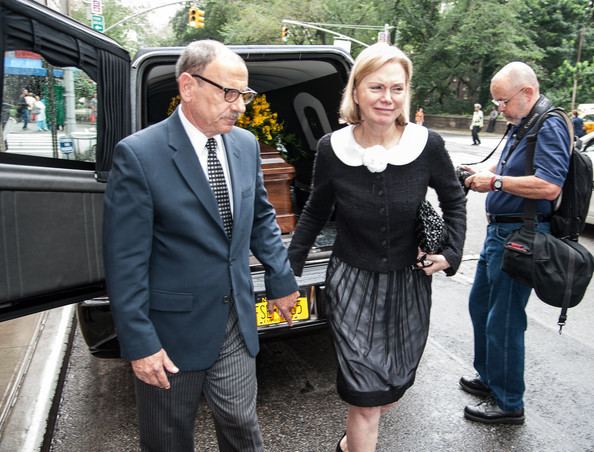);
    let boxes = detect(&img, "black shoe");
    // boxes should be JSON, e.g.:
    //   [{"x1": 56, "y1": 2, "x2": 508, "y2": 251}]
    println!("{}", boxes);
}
[
  {"x1": 336, "y1": 432, "x2": 346, "y2": 452},
  {"x1": 464, "y1": 396, "x2": 525, "y2": 425},
  {"x1": 459, "y1": 375, "x2": 490, "y2": 397}
]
